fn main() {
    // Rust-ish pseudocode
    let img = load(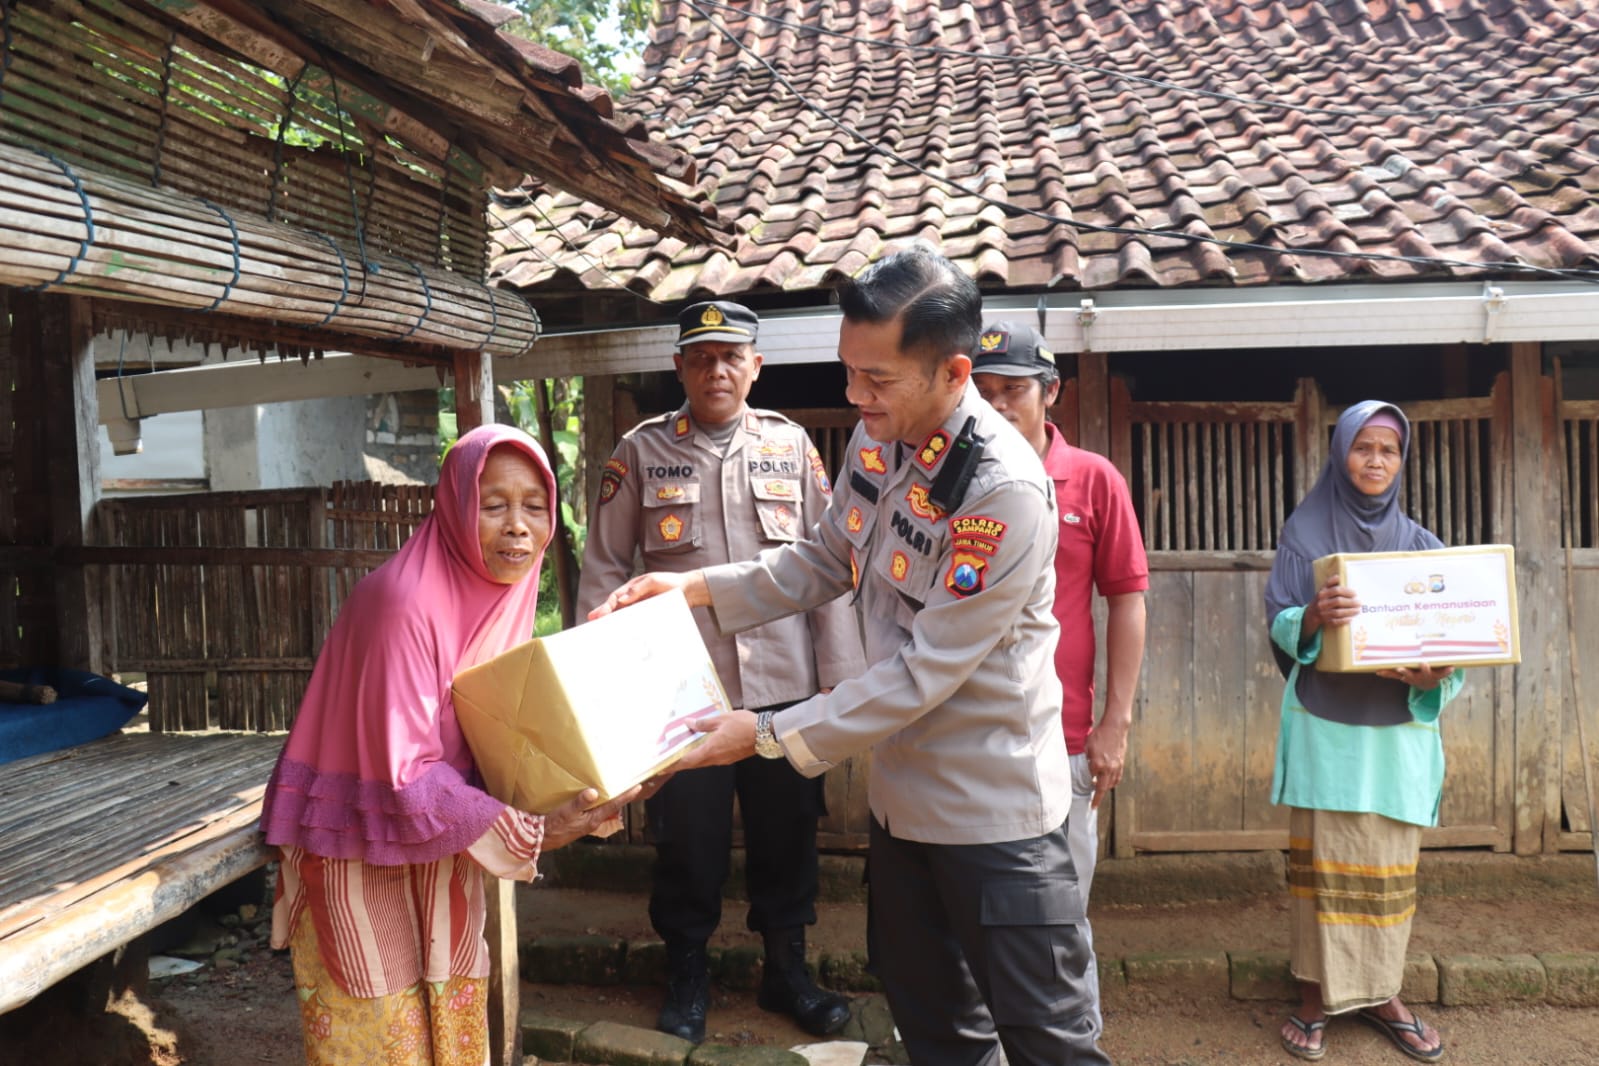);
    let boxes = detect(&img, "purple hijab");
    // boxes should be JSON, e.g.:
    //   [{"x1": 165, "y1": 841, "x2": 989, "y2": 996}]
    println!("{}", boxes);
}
[{"x1": 1264, "y1": 401, "x2": 1443, "y2": 725}]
